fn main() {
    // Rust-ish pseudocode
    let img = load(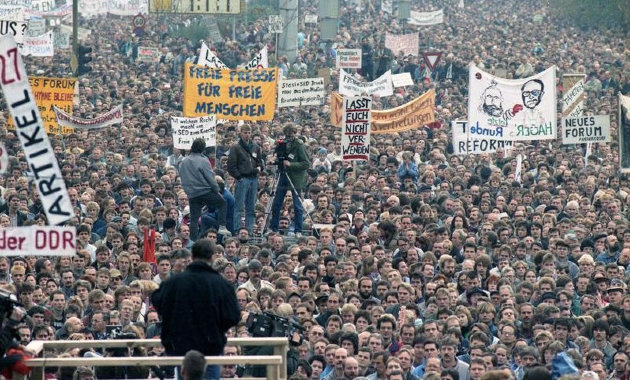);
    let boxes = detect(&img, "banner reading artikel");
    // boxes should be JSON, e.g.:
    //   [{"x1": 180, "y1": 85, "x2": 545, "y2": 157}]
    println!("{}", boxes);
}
[{"x1": 0, "y1": 36, "x2": 74, "y2": 225}]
